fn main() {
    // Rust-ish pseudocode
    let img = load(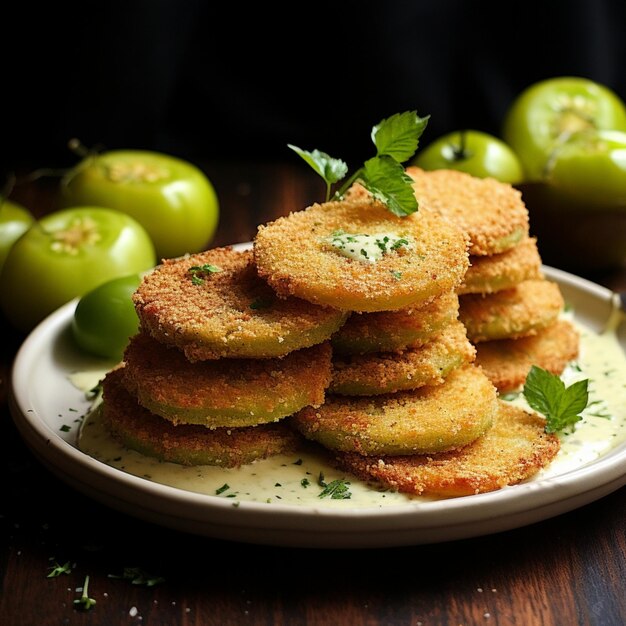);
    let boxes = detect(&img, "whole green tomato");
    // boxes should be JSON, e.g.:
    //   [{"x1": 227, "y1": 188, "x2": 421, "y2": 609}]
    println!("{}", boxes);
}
[
  {"x1": 502, "y1": 76, "x2": 626, "y2": 181},
  {"x1": 0, "y1": 207, "x2": 156, "y2": 332},
  {"x1": 547, "y1": 129, "x2": 626, "y2": 205},
  {"x1": 0, "y1": 199, "x2": 35, "y2": 274},
  {"x1": 411, "y1": 129, "x2": 523, "y2": 183},
  {"x1": 60, "y1": 150, "x2": 219, "y2": 260},
  {"x1": 517, "y1": 129, "x2": 626, "y2": 270},
  {"x1": 72, "y1": 273, "x2": 142, "y2": 361}
]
